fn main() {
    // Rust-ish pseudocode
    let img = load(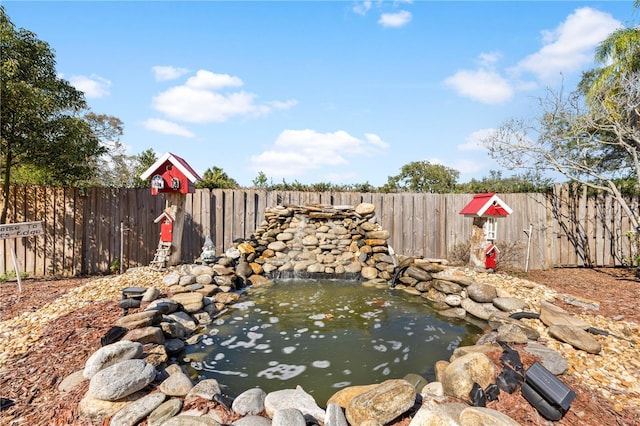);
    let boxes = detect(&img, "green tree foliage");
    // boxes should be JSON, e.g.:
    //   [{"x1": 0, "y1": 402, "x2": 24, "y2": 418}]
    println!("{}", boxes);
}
[
  {"x1": 580, "y1": 26, "x2": 640, "y2": 105},
  {"x1": 83, "y1": 113, "x2": 128, "y2": 187},
  {"x1": 196, "y1": 166, "x2": 239, "y2": 189},
  {"x1": 251, "y1": 171, "x2": 269, "y2": 188},
  {"x1": 576, "y1": 22, "x2": 640, "y2": 186},
  {"x1": 0, "y1": 7, "x2": 111, "y2": 222},
  {"x1": 261, "y1": 179, "x2": 307, "y2": 192},
  {"x1": 343, "y1": 181, "x2": 377, "y2": 193},
  {"x1": 381, "y1": 160, "x2": 459, "y2": 193},
  {"x1": 485, "y1": 73, "x2": 640, "y2": 227},
  {"x1": 457, "y1": 170, "x2": 553, "y2": 194},
  {"x1": 245, "y1": 173, "x2": 379, "y2": 193},
  {"x1": 131, "y1": 149, "x2": 158, "y2": 188},
  {"x1": 86, "y1": 143, "x2": 157, "y2": 189}
]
